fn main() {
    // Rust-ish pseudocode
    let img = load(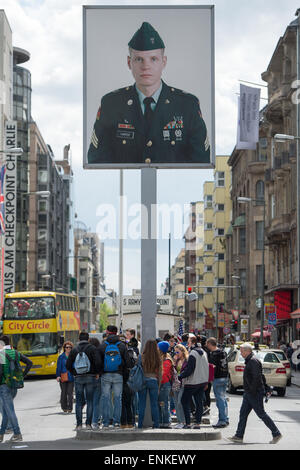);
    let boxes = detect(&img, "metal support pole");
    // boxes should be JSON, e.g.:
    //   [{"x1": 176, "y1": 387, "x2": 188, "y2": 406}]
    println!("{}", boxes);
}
[
  {"x1": 297, "y1": 13, "x2": 300, "y2": 312},
  {"x1": 260, "y1": 201, "x2": 266, "y2": 343},
  {"x1": 141, "y1": 168, "x2": 157, "y2": 348},
  {"x1": 119, "y1": 170, "x2": 124, "y2": 333}
]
